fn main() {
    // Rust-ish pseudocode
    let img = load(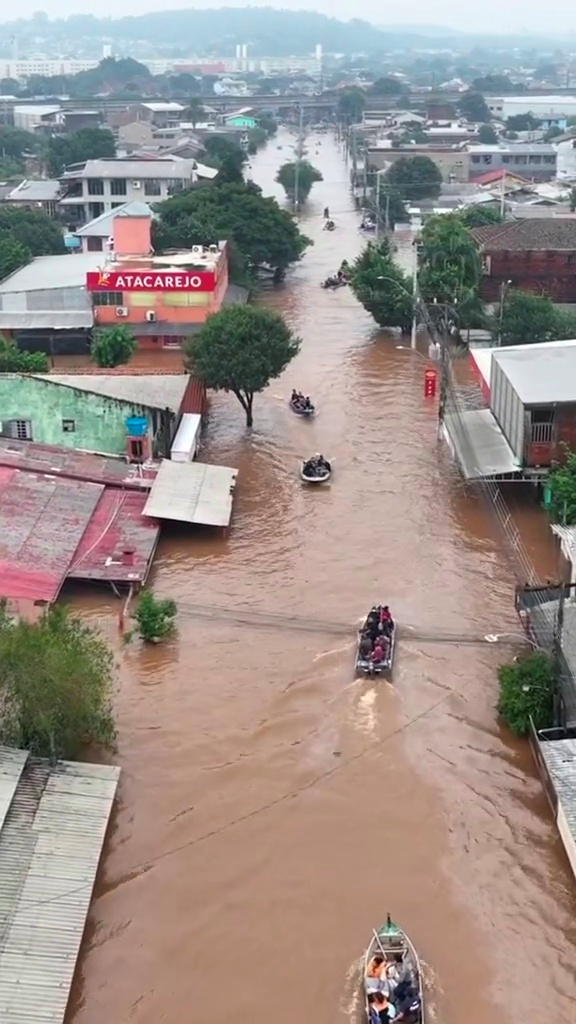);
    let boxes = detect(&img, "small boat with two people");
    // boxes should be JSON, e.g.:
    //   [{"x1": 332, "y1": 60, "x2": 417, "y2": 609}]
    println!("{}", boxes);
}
[
  {"x1": 323, "y1": 219, "x2": 336, "y2": 231},
  {"x1": 364, "y1": 915, "x2": 424, "y2": 1024},
  {"x1": 290, "y1": 390, "x2": 315, "y2": 417},
  {"x1": 300, "y1": 453, "x2": 332, "y2": 484},
  {"x1": 356, "y1": 605, "x2": 395, "y2": 676},
  {"x1": 321, "y1": 264, "x2": 350, "y2": 290}
]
